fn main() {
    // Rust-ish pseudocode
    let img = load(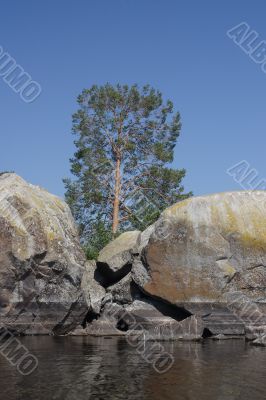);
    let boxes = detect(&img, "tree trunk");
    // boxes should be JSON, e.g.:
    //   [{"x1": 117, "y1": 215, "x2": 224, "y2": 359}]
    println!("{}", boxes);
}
[{"x1": 112, "y1": 158, "x2": 121, "y2": 235}]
